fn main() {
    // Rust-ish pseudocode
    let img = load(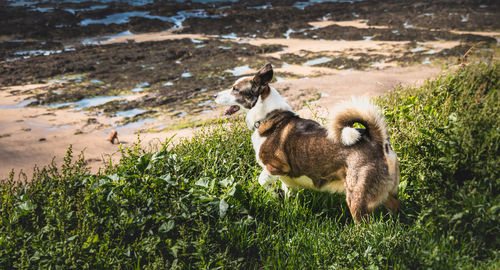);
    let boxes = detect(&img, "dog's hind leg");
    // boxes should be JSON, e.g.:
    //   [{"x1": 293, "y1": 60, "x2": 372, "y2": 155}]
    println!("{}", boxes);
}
[
  {"x1": 345, "y1": 169, "x2": 371, "y2": 223},
  {"x1": 346, "y1": 189, "x2": 370, "y2": 224}
]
